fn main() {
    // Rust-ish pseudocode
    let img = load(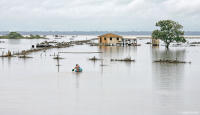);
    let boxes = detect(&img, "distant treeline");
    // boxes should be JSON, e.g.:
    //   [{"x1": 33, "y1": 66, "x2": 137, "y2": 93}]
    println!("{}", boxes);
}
[
  {"x1": 0, "y1": 31, "x2": 200, "y2": 36},
  {"x1": 0, "y1": 32, "x2": 45, "y2": 39}
]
